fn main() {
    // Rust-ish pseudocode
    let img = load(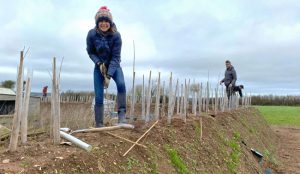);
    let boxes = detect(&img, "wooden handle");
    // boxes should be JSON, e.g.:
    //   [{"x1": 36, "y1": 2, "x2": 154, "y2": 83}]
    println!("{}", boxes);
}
[{"x1": 123, "y1": 120, "x2": 159, "y2": 157}]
